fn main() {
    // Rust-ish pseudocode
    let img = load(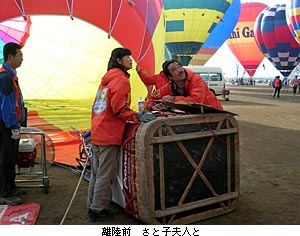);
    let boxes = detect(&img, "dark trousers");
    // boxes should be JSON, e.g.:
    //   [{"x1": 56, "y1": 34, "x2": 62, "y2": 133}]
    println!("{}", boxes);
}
[
  {"x1": 293, "y1": 85, "x2": 298, "y2": 95},
  {"x1": 0, "y1": 121, "x2": 18, "y2": 197},
  {"x1": 273, "y1": 87, "x2": 281, "y2": 97}
]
